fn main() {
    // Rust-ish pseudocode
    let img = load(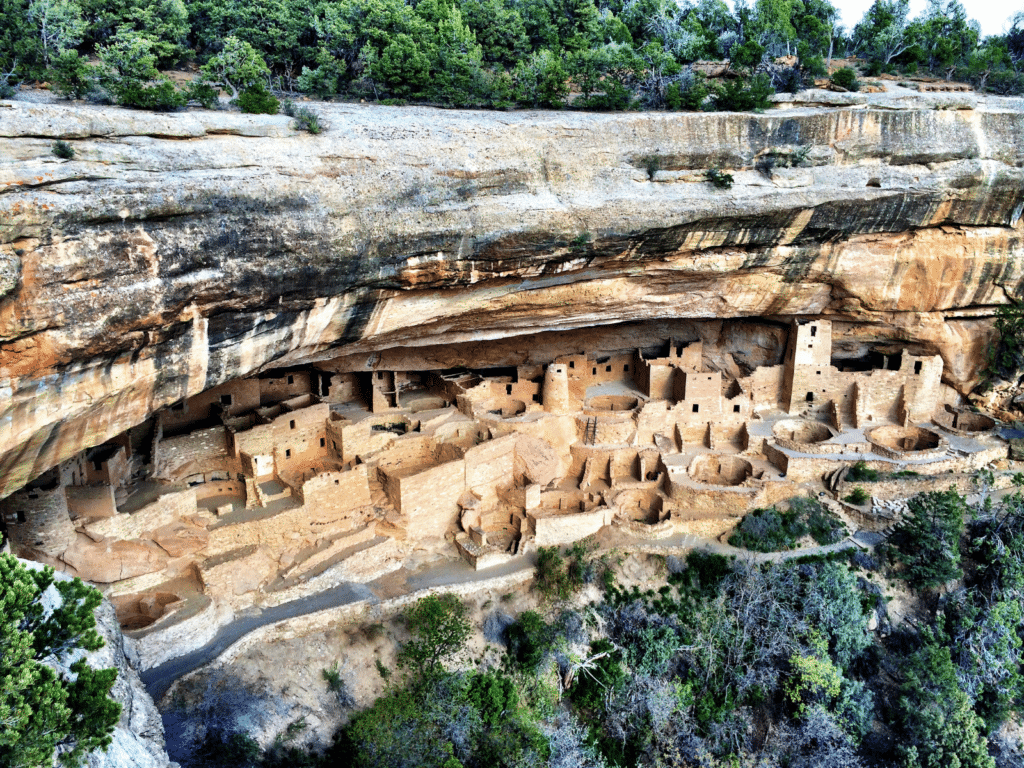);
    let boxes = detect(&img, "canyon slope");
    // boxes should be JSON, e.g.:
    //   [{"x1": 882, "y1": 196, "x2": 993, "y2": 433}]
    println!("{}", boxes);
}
[{"x1": 2, "y1": 91, "x2": 1024, "y2": 499}]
